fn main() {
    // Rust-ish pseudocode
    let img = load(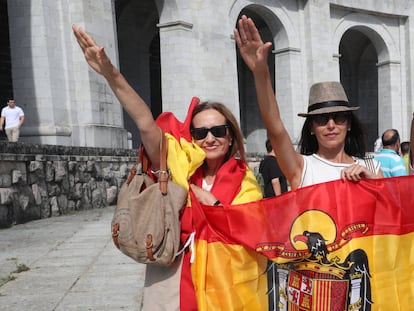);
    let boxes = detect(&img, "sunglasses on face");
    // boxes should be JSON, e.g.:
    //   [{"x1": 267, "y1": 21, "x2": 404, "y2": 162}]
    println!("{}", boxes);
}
[
  {"x1": 311, "y1": 112, "x2": 350, "y2": 126},
  {"x1": 191, "y1": 124, "x2": 229, "y2": 140}
]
